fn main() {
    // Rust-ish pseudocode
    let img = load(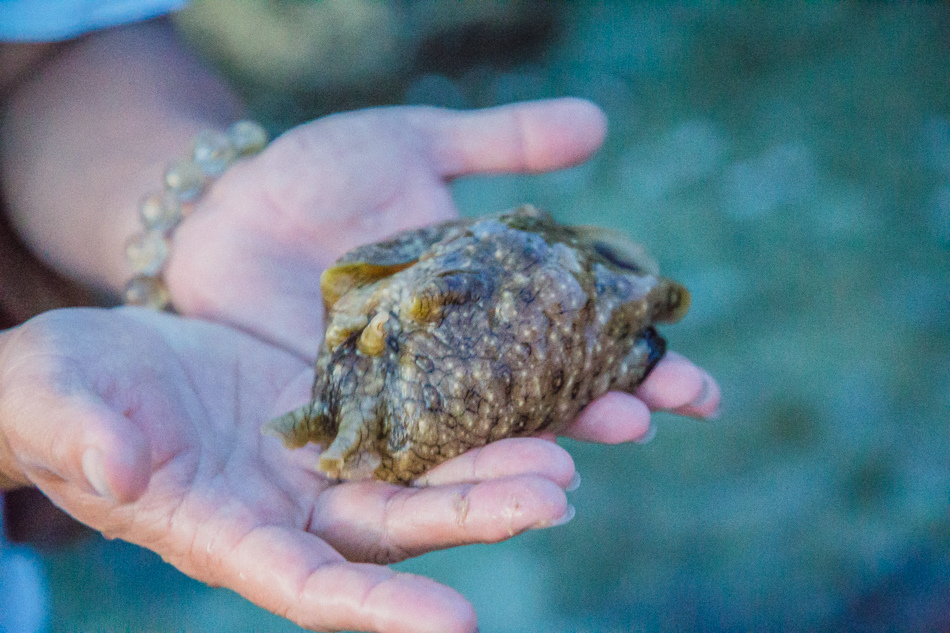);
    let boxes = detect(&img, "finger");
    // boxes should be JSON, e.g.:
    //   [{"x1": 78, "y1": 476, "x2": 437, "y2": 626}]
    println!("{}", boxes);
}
[
  {"x1": 418, "y1": 97, "x2": 608, "y2": 178},
  {"x1": 217, "y1": 526, "x2": 477, "y2": 633},
  {"x1": 416, "y1": 437, "x2": 575, "y2": 489},
  {"x1": 635, "y1": 352, "x2": 721, "y2": 419},
  {"x1": 561, "y1": 391, "x2": 653, "y2": 444},
  {"x1": 312, "y1": 475, "x2": 570, "y2": 563}
]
